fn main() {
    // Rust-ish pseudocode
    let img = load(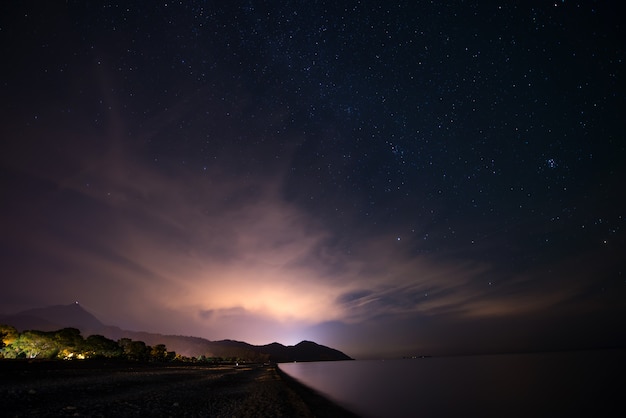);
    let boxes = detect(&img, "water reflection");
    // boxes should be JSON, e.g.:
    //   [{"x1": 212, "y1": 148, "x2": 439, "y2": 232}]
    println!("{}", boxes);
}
[{"x1": 279, "y1": 350, "x2": 624, "y2": 418}]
